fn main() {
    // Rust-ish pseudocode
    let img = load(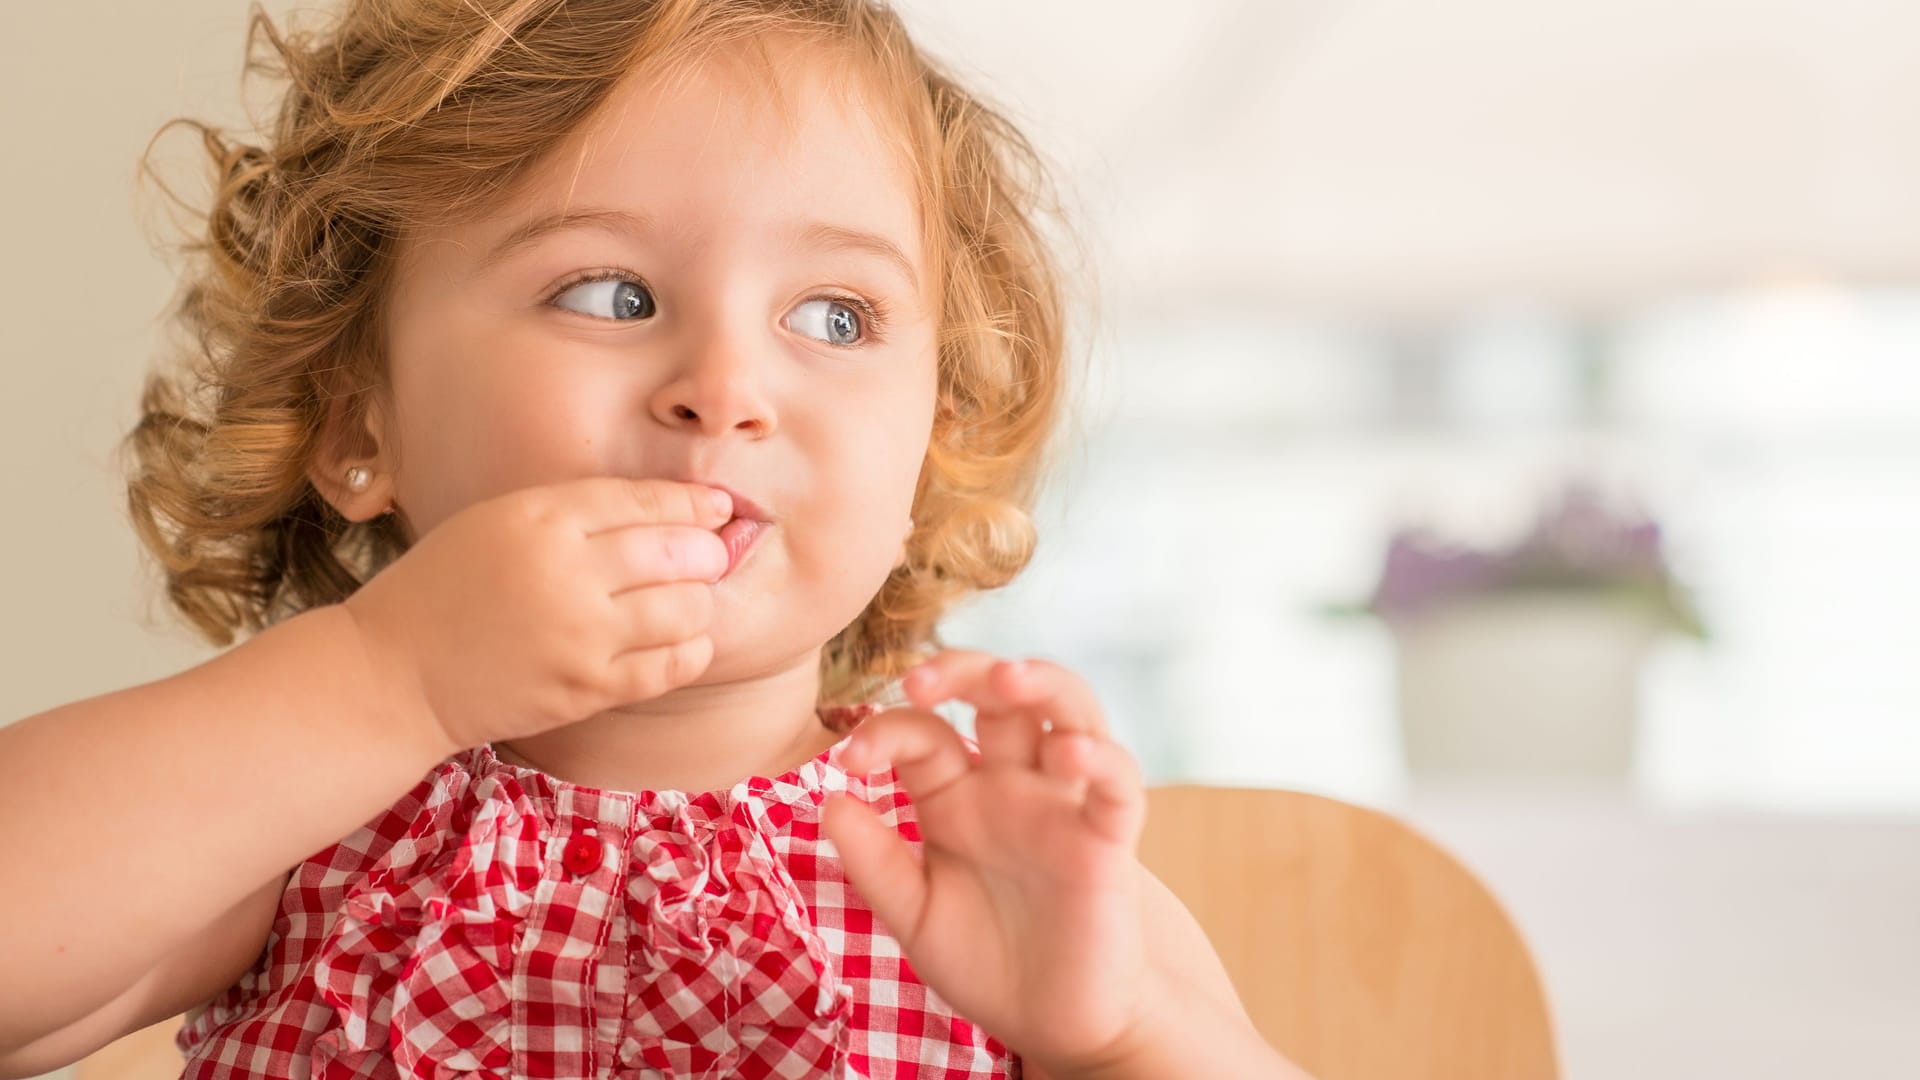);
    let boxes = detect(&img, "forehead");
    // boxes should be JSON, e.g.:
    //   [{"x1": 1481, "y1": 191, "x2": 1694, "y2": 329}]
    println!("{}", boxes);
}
[{"x1": 485, "y1": 35, "x2": 925, "y2": 263}]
